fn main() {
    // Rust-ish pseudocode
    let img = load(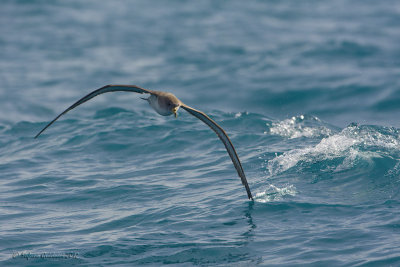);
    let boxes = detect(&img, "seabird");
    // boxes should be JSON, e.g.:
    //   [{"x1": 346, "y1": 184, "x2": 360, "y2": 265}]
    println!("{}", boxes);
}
[{"x1": 35, "y1": 85, "x2": 253, "y2": 200}]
